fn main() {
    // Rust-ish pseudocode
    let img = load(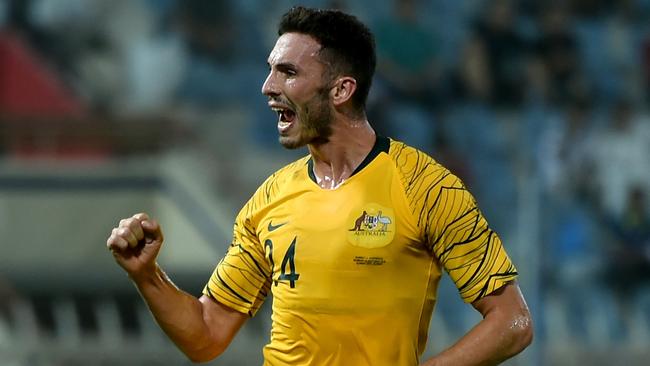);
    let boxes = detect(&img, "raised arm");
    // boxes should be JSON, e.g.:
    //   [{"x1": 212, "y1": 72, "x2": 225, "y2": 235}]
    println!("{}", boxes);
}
[
  {"x1": 421, "y1": 281, "x2": 533, "y2": 366},
  {"x1": 107, "y1": 213, "x2": 248, "y2": 362}
]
